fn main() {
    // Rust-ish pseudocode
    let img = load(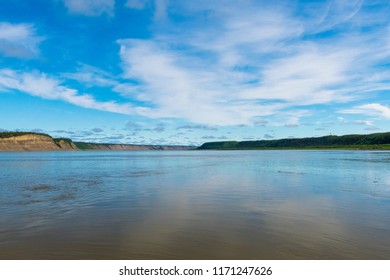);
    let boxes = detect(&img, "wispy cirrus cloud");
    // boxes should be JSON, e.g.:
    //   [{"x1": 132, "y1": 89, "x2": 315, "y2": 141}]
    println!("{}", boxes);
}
[
  {"x1": 0, "y1": 22, "x2": 44, "y2": 58},
  {"x1": 341, "y1": 103, "x2": 390, "y2": 119},
  {"x1": 116, "y1": 0, "x2": 390, "y2": 127},
  {"x1": 241, "y1": 48, "x2": 358, "y2": 104},
  {"x1": 117, "y1": 38, "x2": 285, "y2": 125},
  {"x1": 3, "y1": 0, "x2": 390, "y2": 136},
  {"x1": 63, "y1": 0, "x2": 115, "y2": 16},
  {"x1": 62, "y1": 64, "x2": 117, "y2": 87},
  {"x1": 0, "y1": 68, "x2": 134, "y2": 114},
  {"x1": 301, "y1": 0, "x2": 364, "y2": 34},
  {"x1": 125, "y1": 0, "x2": 169, "y2": 21}
]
